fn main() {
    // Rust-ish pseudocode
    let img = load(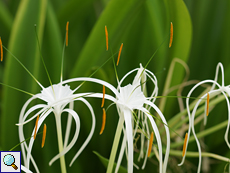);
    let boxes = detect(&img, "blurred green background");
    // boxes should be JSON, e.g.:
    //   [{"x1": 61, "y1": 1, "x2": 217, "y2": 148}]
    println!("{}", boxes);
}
[{"x1": 0, "y1": 0, "x2": 229, "y2": 172}]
